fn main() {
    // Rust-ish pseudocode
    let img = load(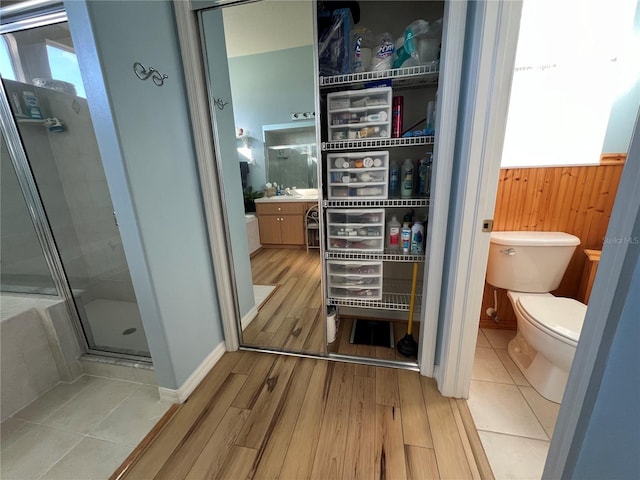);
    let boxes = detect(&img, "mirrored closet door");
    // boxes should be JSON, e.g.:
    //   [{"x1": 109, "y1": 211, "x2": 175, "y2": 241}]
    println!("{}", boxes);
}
[{"x1": 198, "y1": 0, "x2": 325, "y2": 355}]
